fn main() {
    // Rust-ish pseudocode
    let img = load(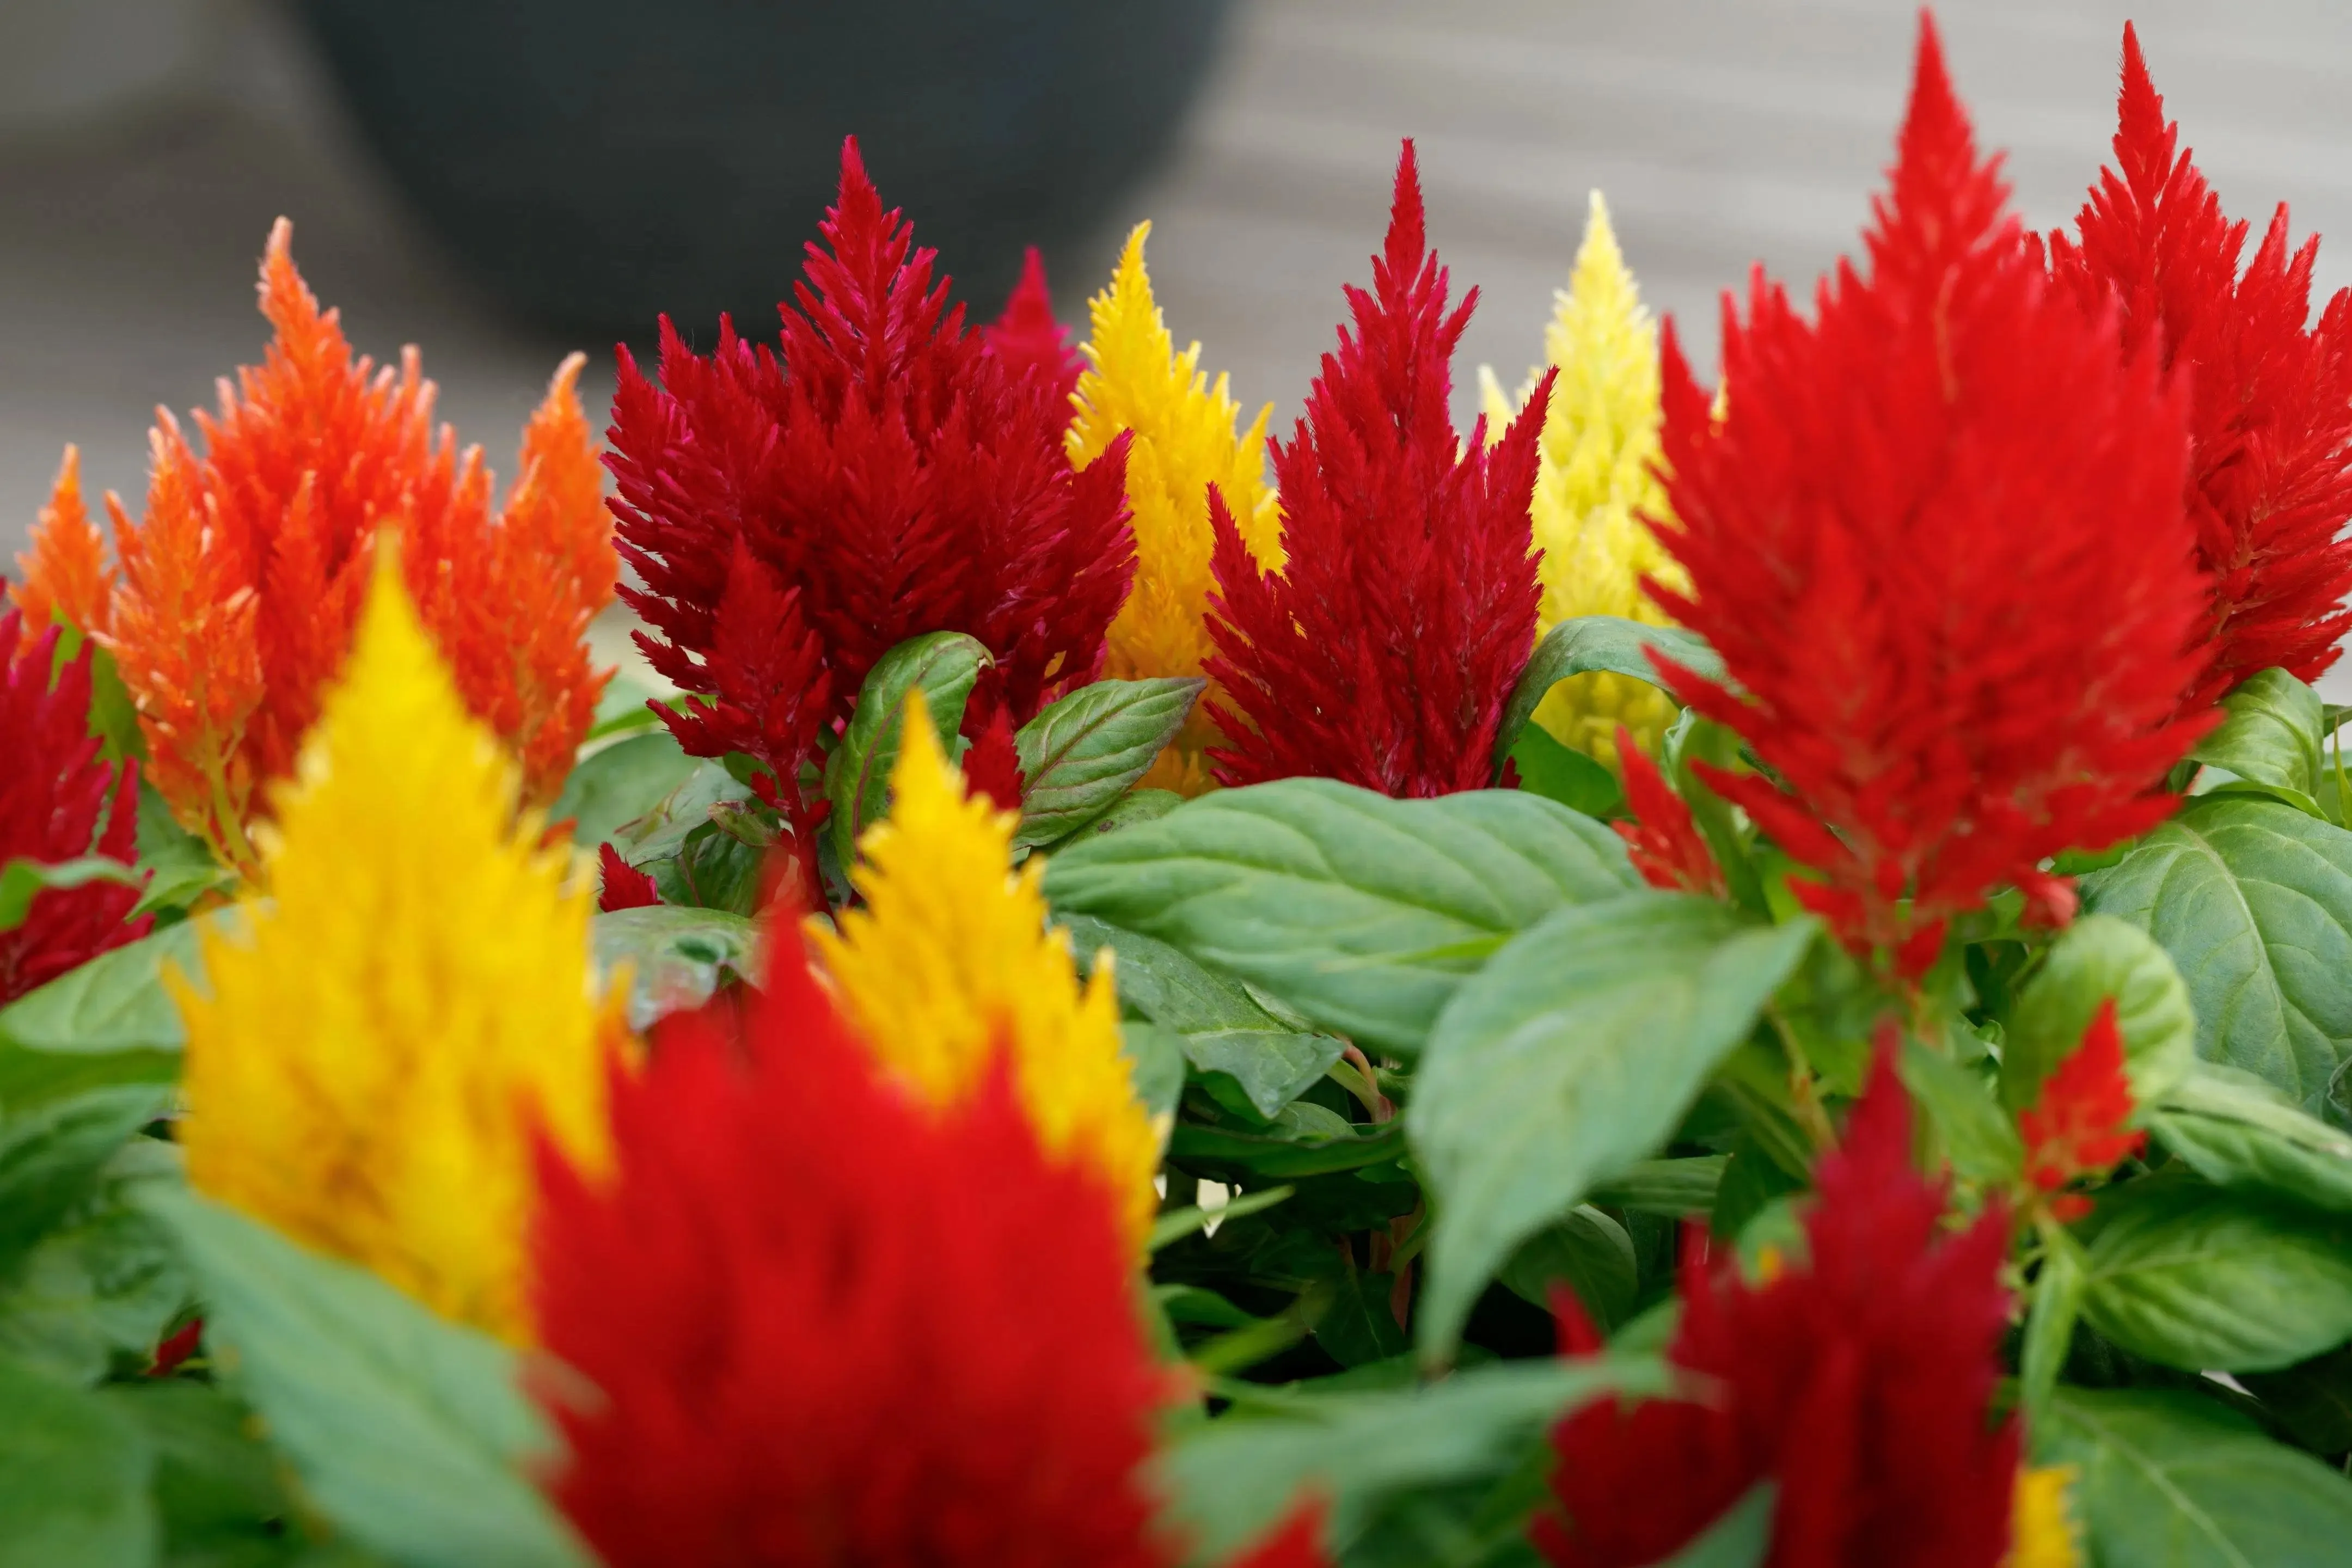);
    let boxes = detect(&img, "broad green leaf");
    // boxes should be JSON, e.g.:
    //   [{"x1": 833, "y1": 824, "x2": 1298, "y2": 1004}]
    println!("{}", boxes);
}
[
  {"x1": 1496, "y1": 616, "x2": 1725, "y2": 769},
  {"x1": 1045, "y1": 780, "x2": 1639, "y2": 1057},
  {"x1": 131, "y1": 784, "x2": 230, "y2": 919},
  {"x1": 2152, "y1": 1064, "x2": 2352, "y2": 1215},
  {"x1": 1498, "y1": 1205, "x2": 1637, "y2": 1329},
  {"x1": 1157, "y1": 1355, "x2": 1667, "y2": 1563},
  {"x1": 550, "y1": 730, "x2": 698, "y2": 850},
  {"x1": 1657, "y1": 1485, "x2": 1775, "y2": 1568},
  {"x1": 1056, "y1": 787, "x2": 1182, "y2": 844},
  {"x1": 2038, "y1": 1387, "x2": 2352, "y2": 1568},
  {"x1": 1411, "y1": 894, "x2": 1816, "y2": 1360},
  {"x1": 1313, "y1": 1269, "x2": 1410, "y2": 1368},
  {"x1": 583, "y1": 669, "x2": 671, "y2": 741},
  {"x1": 606, "y1": 758, "x2": 752, "y2": 866},
  {"x1": 0, "y1": 912, "x2": 230, "y2": 1110},
  {"x1": 1899, "y1": 1038, "x2": 2022, "y2": 1184},
  {"x1": 1170, "y1": 1117, "x2": 1407, "y2": 1179},
  {"x1": 2001, "y1": 914, "x2": 2197, "y2": 1112},
  {"x1": 2020, "y1": 1228, "x2": 2086, "y2": 1419},
  {"x1": 99, "y1": 1381, "x2": 296, "y2": 1562},
  {"x1": 592, "y1": 906, "x2": 758, "y2": 1030},
  {"x1": 1119, "y1": 1020, "x2": 1188, "y2": 1122},
  {"x1": 0, "y1": 1085, "x2": 168, "y2": 1267},
  {"x1": 2239, "y1": 1344, "x2": 2352, "y2": 1456},
  {"x1": 0, "y1": 1199, "x2": 188, "y2": 1386},
  {"x1": 1012, "y1": 677, "x2": 1203, "y2": 849},
  {"x1": 0, "y1": 1352, "x2": 156, "y2": 1567},
  {"x1": 138, "y1": 1187, "x2": 588, "y2": 1568},
  {"x1": 0, "y1": 857, "x2": 141, "y2": 935},
  {"x1": 2081, "y1": 1177, "x2": 2352, "y2": 1372},
  {"x1": 2082, "y1": 795, "x2": 2352, "y2": 1113},
  {"x1": 1587, "y1": 1156, "x2": 1726, "y2": 1217},
  {"x1": 824, "y1": 632, "x2": 988, "y2": 866},
  {"x1": 1507, "y1": 726, "x2": 1622, "y2": 819},
  {"x1": 2193, "y1": 668, "x2": 2327, "y2": 803}
]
